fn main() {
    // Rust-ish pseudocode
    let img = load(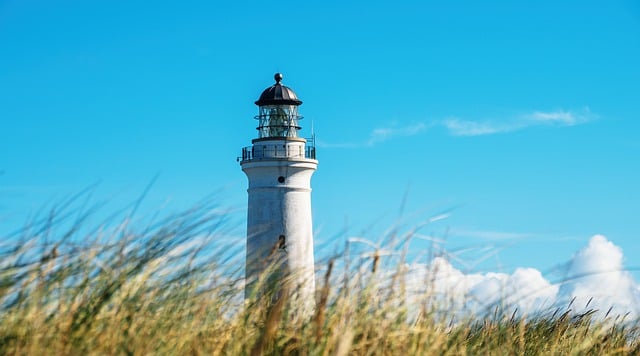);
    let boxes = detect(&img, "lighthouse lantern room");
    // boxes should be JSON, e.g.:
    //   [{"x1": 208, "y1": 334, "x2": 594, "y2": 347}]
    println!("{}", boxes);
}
[
  {"x1": 255, "y1": 72, "x2": 301, "y2": 139},
  {"x1": 240, "y1": 73, "x2": 318, "y2": 311}
]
